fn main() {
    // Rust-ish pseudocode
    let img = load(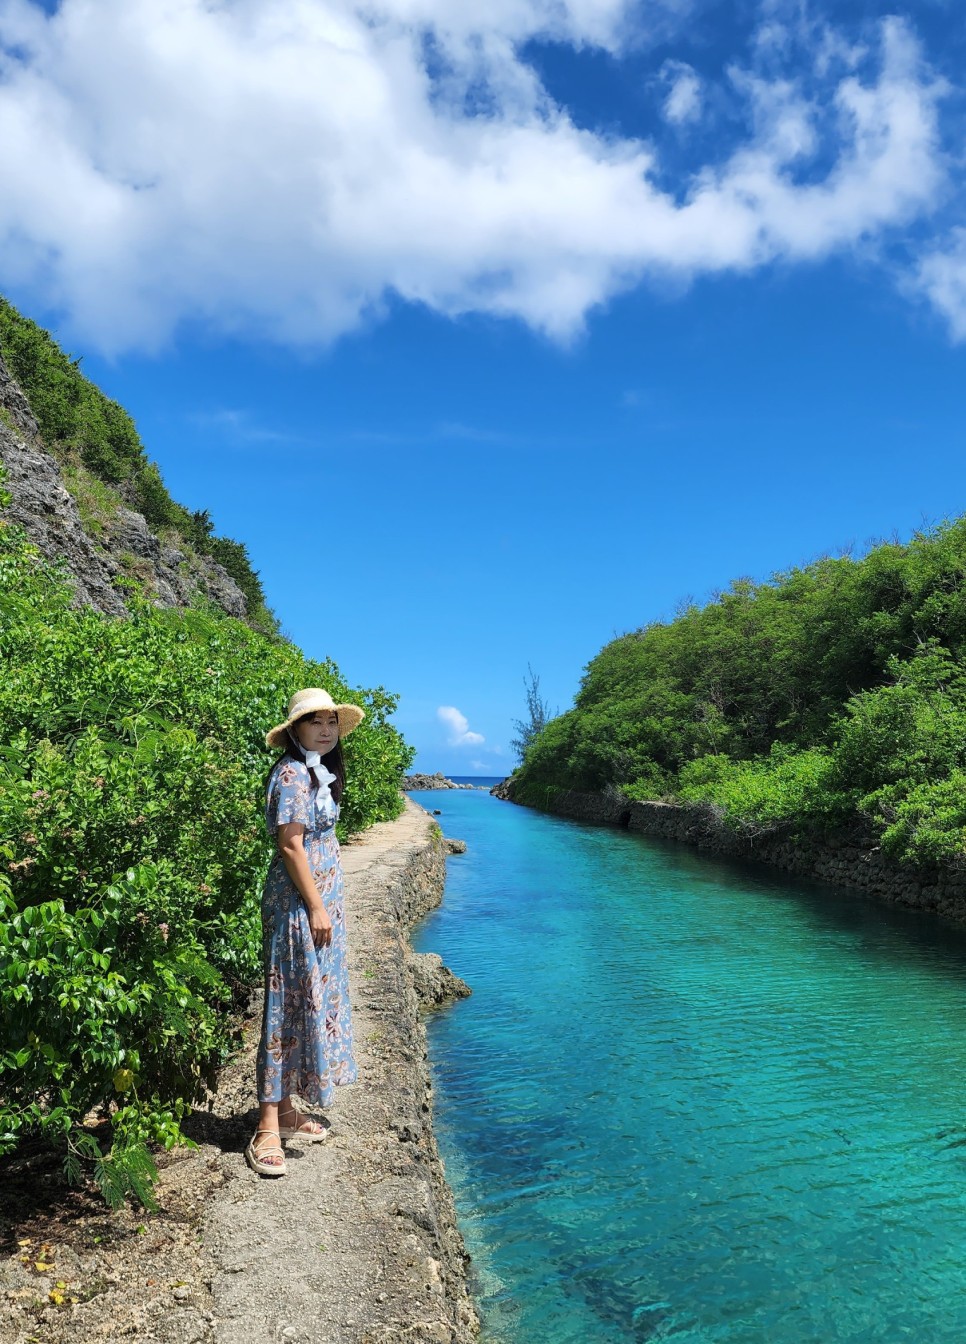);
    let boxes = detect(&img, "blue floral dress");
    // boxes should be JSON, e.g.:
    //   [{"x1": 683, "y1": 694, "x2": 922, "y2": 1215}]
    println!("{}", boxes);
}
[{"x1": 256, "y1": 757, "x2": 357, "y2": 1106}]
